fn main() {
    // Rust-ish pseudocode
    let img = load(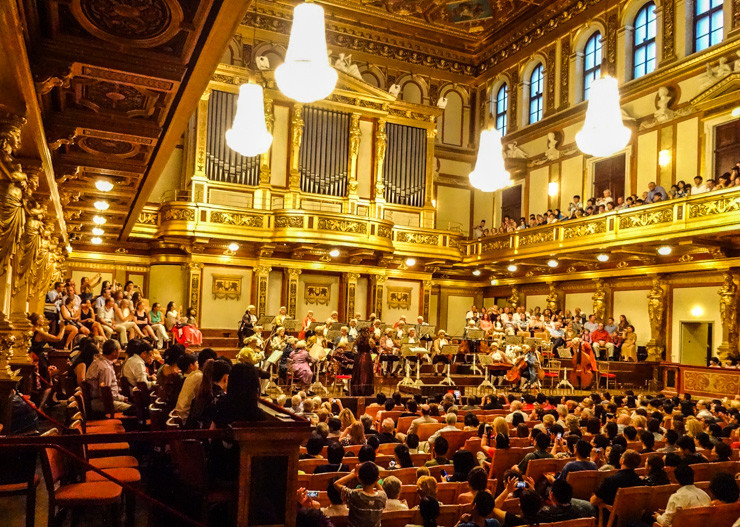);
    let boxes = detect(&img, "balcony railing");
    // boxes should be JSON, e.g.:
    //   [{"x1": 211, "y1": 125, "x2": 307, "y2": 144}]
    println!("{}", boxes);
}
[{"x1": 464, "y1": 186, "x2": 740, "y2": 262}]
